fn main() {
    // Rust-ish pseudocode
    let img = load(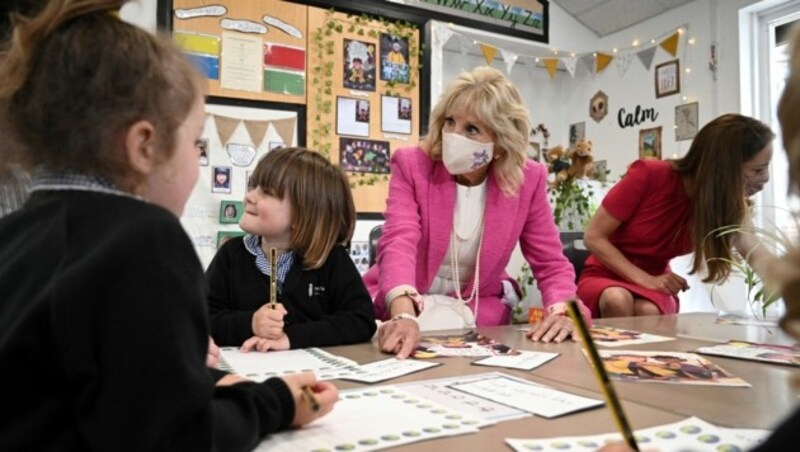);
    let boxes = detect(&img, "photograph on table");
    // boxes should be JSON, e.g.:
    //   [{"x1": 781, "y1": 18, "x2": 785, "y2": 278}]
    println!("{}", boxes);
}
[
  {"x1": 638, "y1": 126, "x2": 662, "y2": 160},
  {"x1": 381, "y1": 95, "x2": 412, "y2": 135},
  {"x1": 597, "y1": 350, "x2": 750, "y2": 386},
  {"x1": 336, "y1": 97, "x2": 370, "y2": 137},
  {"x1": 380, "y1": 33, "x2": 410, "y2": 84},
  {"x1": 339, "y1": 138, "x2": 390, "y2": 174},
  {"x1": 219, "y1": 200, "x2": 244, "y2": 224},
  {"x1": 342, "y1": 38, "x2": 376, "y2": 91}
]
